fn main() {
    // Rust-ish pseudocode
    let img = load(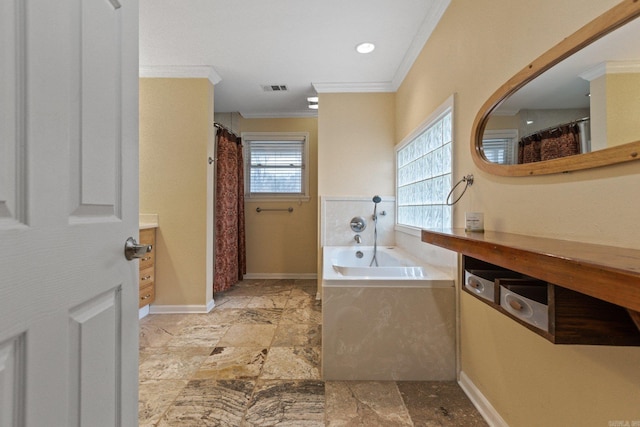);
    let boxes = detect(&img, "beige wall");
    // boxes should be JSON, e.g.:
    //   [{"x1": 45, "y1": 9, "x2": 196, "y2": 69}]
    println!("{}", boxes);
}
[
  {"x1": 238, "y1": 116, "x2": 318, "y2": 275},
  {"x1": 606, "y1": 72, "x2": 640, "y2": 147},
  {"x1": 590, "y1": 75, "x2": 608, "y2": 151},
  {"x1": 396, "y1": 0, "x2": 640, "y2": 426},
  {"x1": 318, "y1": 93, "x2": 396, "y2": 197},
  {"x1": 139, "y1": 78, "x2": 214, "y2": 306},
  {"x1": 485, "y1": 114, "x2": 519, "y2": 132}
]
